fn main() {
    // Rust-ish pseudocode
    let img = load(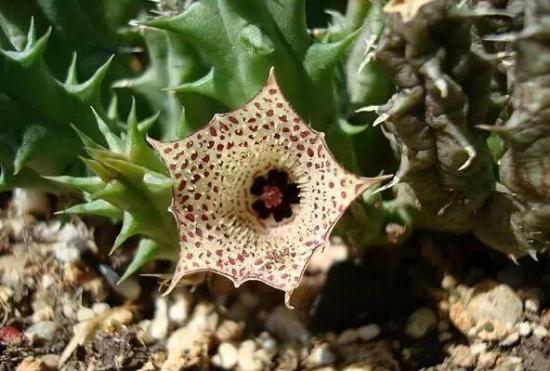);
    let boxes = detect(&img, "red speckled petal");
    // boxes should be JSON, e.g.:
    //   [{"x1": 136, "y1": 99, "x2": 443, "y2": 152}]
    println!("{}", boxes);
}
[{"x1": 148, "y1": 68, "x2": 387, "y2": 306}]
